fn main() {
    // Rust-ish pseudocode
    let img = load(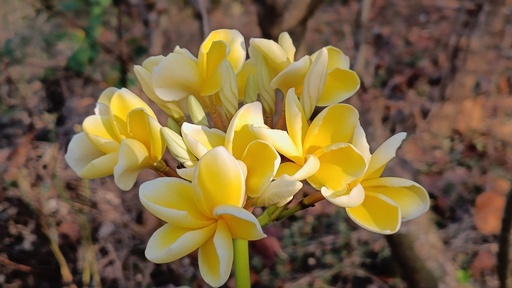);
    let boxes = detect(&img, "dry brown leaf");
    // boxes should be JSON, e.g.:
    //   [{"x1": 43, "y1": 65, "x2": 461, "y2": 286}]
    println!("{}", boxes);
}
[
  {"x1": 473, "y1": 190, "x2": 506, "y2": 235},
  {"x1": 470, "y1": 249, "x2": 496, "y2": 280}
]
